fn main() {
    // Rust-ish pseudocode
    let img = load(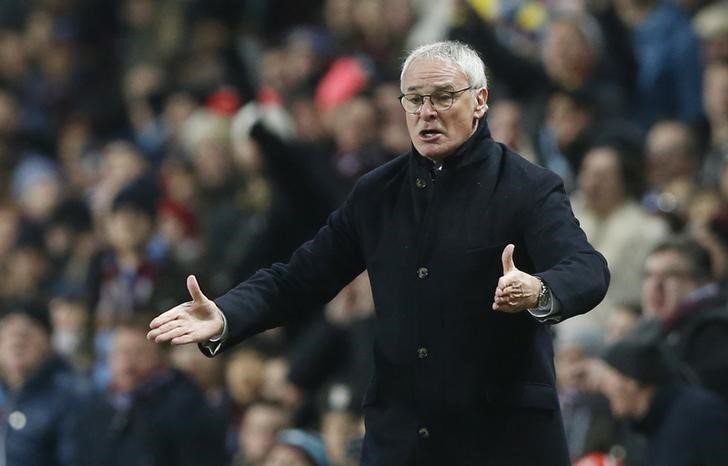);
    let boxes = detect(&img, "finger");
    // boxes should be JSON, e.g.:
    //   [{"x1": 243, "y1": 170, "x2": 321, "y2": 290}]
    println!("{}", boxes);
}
[
  {"x1": 187, "y1": 275, "x2": 207, "y2": 303},
  {"x1": 171, "y1": 333, "x2": 197, "y2": 345},
  {"x1": 155, "y1": 325, "x2": 189, "y2": 343},
  {"x1": 152, "y1": 318, "x2": 187, "y2": 338},
  {"x1": 153, "y1": 323, "x2": 192, "y2": 343},
  {"x1": 148, "y1": 304, "x2": 187, "y2": 330},
  {"x1": 501, "y1": 244, "x2": 516, "y2": 274}
]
